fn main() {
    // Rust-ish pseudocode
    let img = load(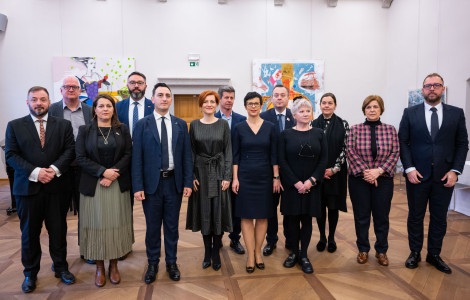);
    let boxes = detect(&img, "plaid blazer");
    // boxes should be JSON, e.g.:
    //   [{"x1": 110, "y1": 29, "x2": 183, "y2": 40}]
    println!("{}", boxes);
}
[{"x1": 347, "y1": 122, "x2": 399, "y2": 177}]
